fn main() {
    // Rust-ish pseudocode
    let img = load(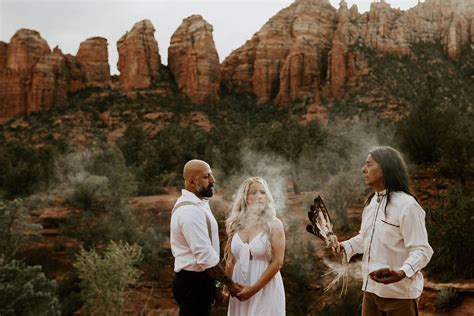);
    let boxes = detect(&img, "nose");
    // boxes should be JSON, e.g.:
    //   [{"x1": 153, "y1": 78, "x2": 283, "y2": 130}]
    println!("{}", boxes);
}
[
  {"x1": 210, "y1": 174, "x2": 216, "y2": 184},
  {"x1": 361, "y1": 165, "x2": 367, "y2": 174}
]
